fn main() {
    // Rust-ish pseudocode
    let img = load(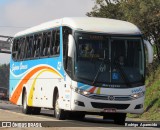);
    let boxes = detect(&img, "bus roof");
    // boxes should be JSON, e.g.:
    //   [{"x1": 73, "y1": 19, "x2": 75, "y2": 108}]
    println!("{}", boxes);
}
[{"x1": 14, "y1": 17, "x2": 141, "y2": 37}]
